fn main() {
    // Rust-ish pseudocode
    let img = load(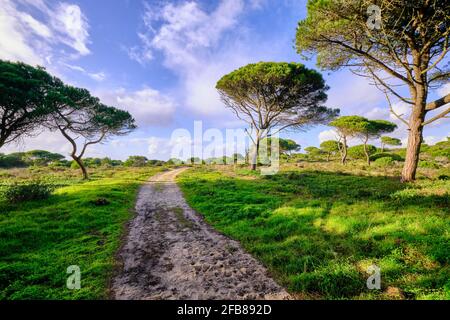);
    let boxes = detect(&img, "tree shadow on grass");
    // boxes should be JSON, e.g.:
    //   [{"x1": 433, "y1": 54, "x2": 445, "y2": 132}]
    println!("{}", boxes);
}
[{"x1": 180, "y1": 168, "x2": 449, "y2": 299}]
